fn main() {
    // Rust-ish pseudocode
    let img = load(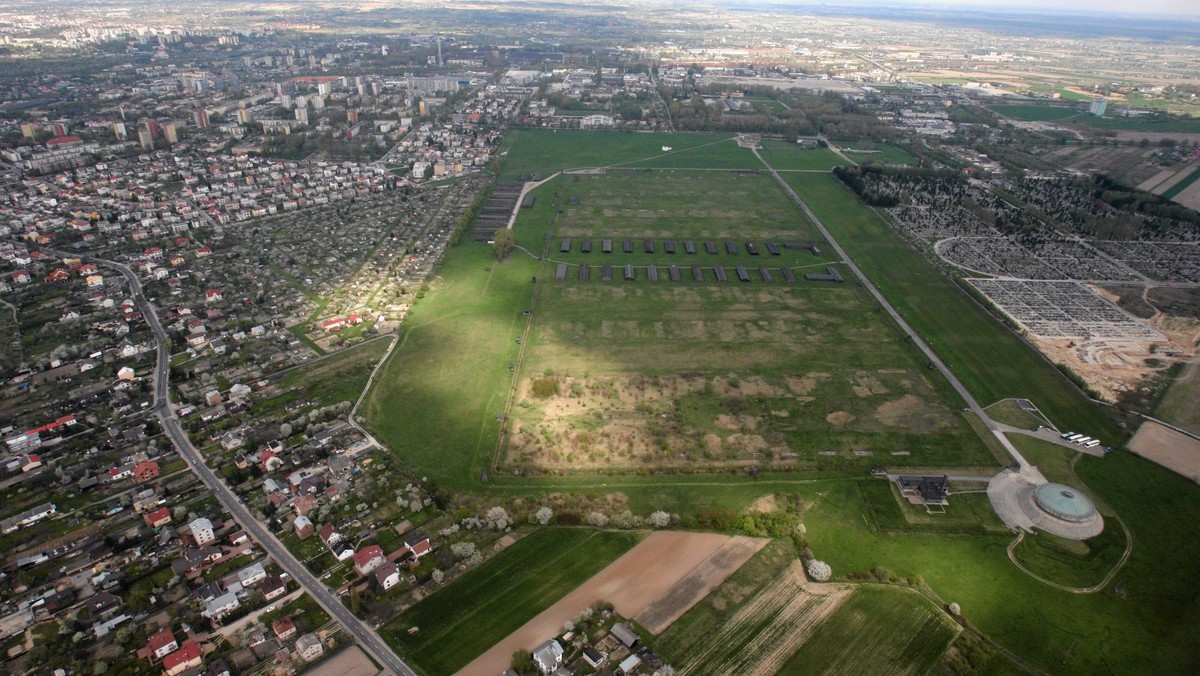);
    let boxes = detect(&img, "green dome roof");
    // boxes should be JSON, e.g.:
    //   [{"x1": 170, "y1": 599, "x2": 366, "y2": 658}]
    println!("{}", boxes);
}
[{"x1": 1035, "y1": 483, "x2": 1097, "y2": 523}]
